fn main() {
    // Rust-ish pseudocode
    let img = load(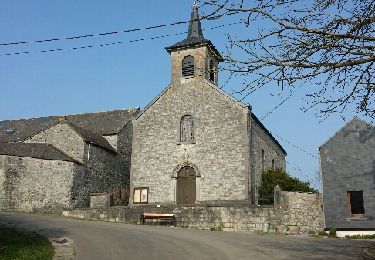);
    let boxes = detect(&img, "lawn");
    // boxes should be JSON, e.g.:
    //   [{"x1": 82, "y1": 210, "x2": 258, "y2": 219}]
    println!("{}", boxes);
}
[{"x1": 0, "y1": 224, "x2": 54, "y2": 260}]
